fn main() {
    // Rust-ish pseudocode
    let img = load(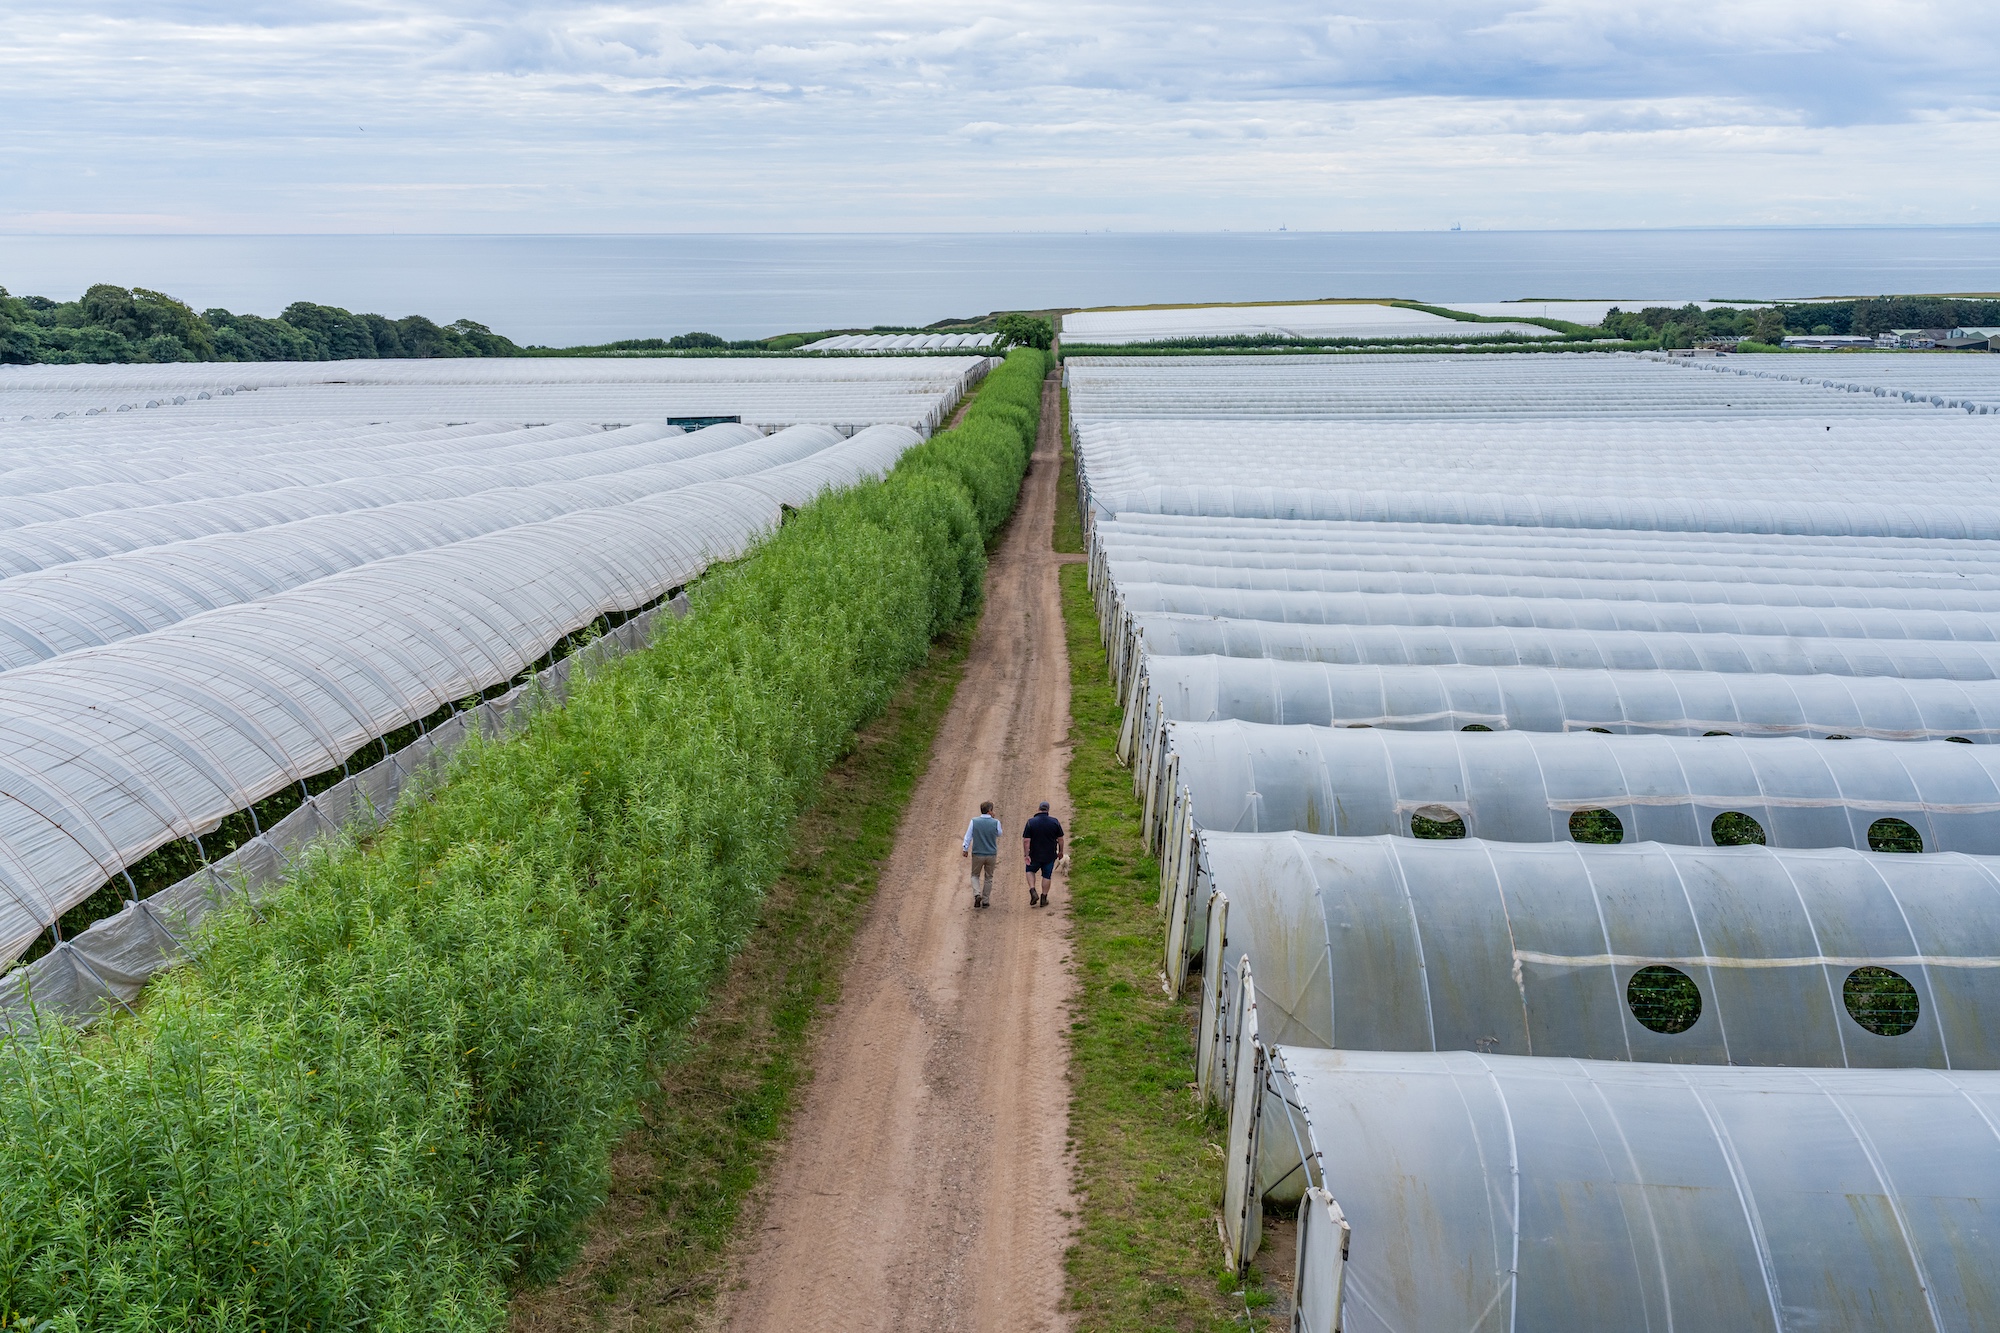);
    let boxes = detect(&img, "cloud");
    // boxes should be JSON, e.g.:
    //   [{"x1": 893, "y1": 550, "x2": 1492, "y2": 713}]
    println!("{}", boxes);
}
[{"x1": 0, "y1": 0, "x2": 1996, "y2": 231}]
